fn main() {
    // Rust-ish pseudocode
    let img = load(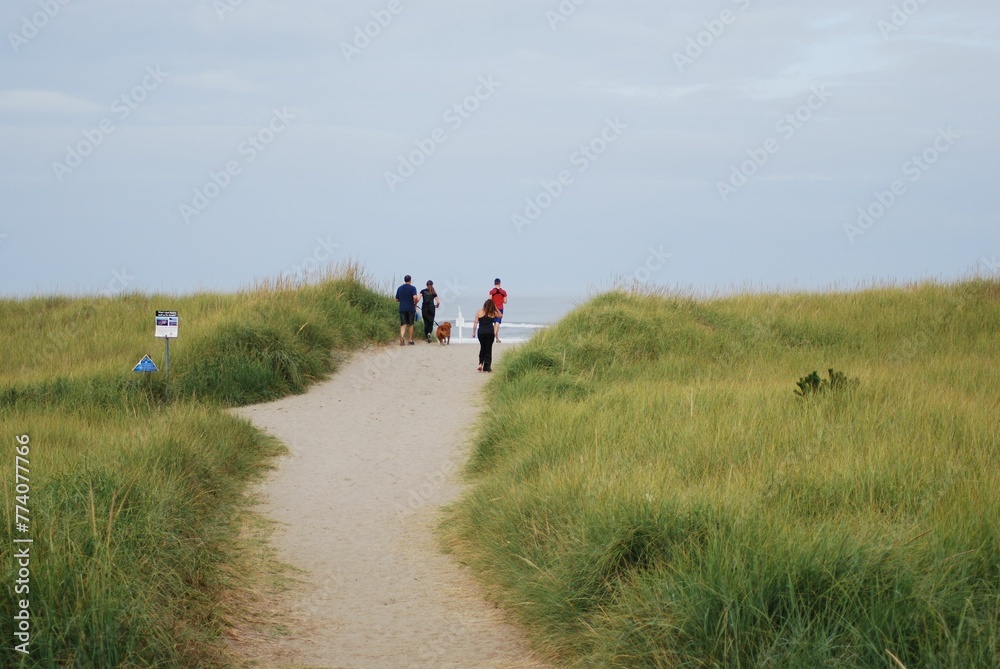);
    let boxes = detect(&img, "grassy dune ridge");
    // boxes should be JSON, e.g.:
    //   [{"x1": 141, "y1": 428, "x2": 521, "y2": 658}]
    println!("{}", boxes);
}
[
  {"x1": 0, "y1": 267, "x2": 395, "y2": 667},
  {"x1": 445, "y1": 279, "x2": 1000, "y2": 668}
]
